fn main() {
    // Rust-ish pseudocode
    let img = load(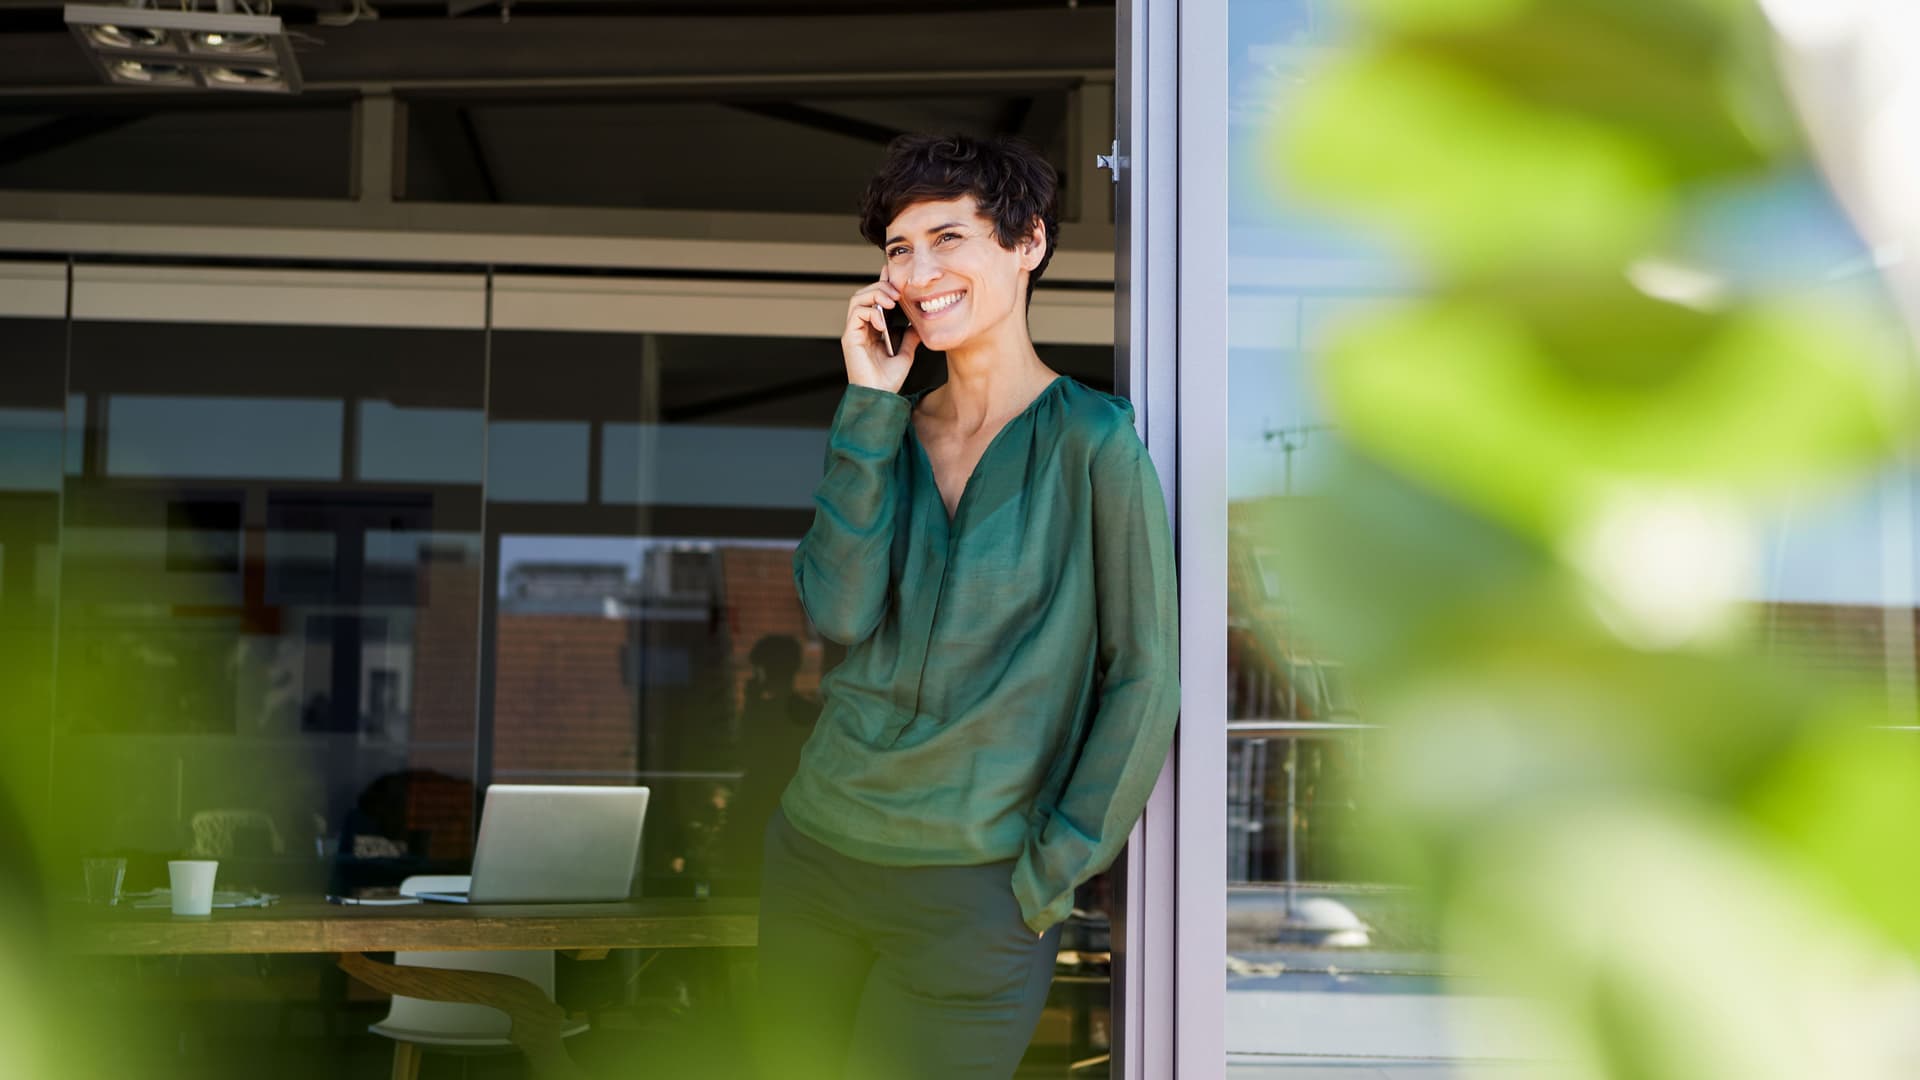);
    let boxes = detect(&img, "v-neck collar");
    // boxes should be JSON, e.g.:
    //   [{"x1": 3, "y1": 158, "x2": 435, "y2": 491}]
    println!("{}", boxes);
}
[{"x1": 905, "y1": 375, "x2": 1070, "y2": 528}]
